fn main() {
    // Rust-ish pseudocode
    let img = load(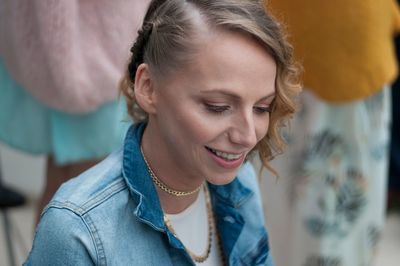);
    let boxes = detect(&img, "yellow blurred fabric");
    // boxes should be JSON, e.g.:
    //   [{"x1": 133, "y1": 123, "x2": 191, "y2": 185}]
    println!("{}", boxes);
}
[{"x1": 265, "y1": 0, "x2": 400, "y2": 102}]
